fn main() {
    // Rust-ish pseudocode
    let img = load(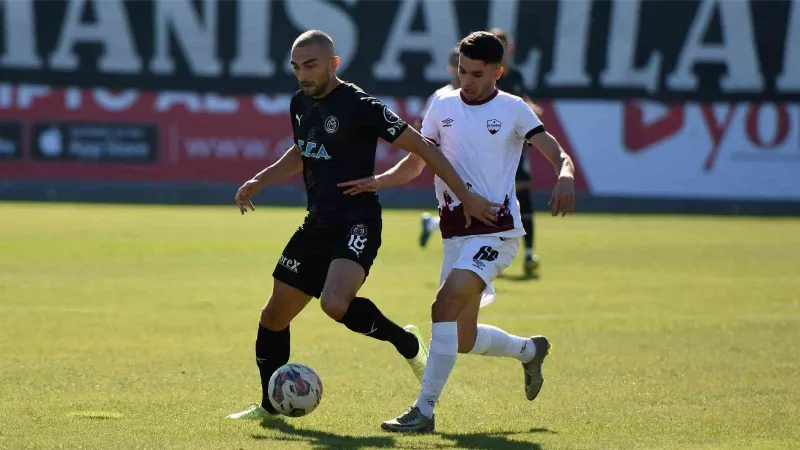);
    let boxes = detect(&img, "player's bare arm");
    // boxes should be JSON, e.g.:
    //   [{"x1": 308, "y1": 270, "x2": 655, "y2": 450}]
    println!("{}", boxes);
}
[
  {"x1": 235, "y1": 144, "x2": 302, "y2": 215},
  {"x1": 392, "y1": 127, "x2": 503, "y2": 227},
  {"x1": 338, "y1": 153, "x2": 426, "y2": 195},
  {"x1": 528, "y1": 132, "x2": 576, "y2": 217}
]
